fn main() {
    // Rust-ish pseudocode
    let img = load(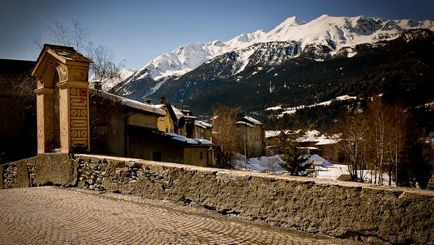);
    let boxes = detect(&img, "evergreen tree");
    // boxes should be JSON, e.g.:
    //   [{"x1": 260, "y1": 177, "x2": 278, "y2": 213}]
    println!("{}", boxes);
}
[{"x1": 280, "y1": 134, "x2": 313, "y2": 176}]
